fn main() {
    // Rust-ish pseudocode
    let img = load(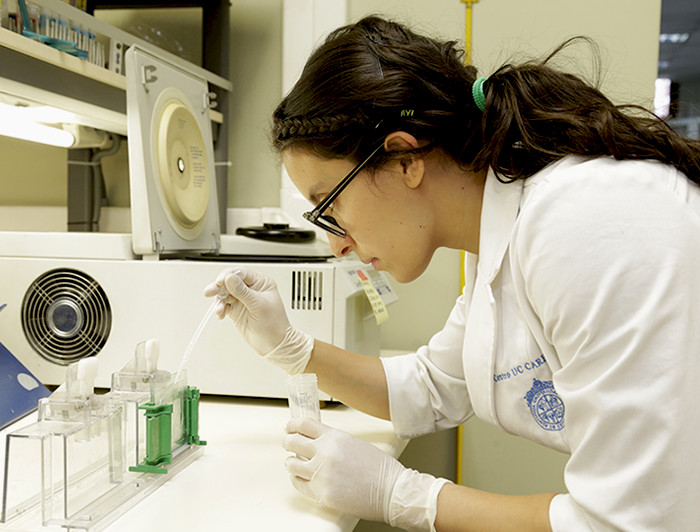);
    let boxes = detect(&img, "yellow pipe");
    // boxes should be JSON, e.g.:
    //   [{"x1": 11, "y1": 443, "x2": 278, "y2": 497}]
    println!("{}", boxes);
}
[
  {"x1": 461, "y1": 0, "x2": 479, "y2": 66},
  {"x1": 457, "y1": 0, "x2": 479, "y2": 488}
]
